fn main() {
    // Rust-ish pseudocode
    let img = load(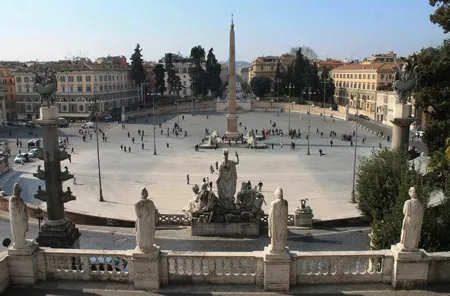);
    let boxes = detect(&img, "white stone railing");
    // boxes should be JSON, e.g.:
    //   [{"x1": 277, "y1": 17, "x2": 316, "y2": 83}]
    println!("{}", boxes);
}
[
  {"x1": 37, "y1": 249, "x2": 132, "y2": 283},
  {"x1": 164, "y1": 251, "x2": 263, "y2": 285},
  {"x1": 294, "y1": 250, "x2": 393, "y2": 284},
  {"x1": 0, "y1": 252, "x2": 9, "y2": 294}
]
